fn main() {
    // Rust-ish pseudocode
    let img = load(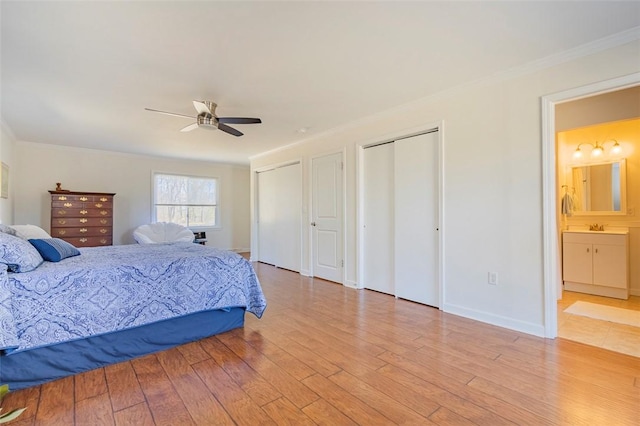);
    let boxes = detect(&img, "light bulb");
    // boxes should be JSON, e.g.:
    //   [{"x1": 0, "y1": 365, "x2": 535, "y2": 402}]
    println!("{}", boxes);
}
[
  {"x1": 573, "y1": 148, "x2": 582, "y2": 159},
  {"x1": 591, "y1": 145, "x2": 603, "y2": 157},
  {"x1": 611, "y1": 141, "x2": 622, "y2": 155}
]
